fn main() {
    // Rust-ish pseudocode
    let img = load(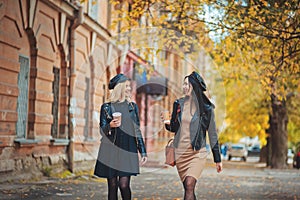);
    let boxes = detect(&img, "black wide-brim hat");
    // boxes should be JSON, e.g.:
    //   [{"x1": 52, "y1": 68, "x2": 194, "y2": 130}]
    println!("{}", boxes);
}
[
  {"x1": 108, "y1": 73, "x2": 130, "y2": 90},
  {"x1": 188, "y1": 71, "x2": 215, "y2": 109},
  {"x1": 188, "y1": 71, "x2": 207, "y2": 91}
]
